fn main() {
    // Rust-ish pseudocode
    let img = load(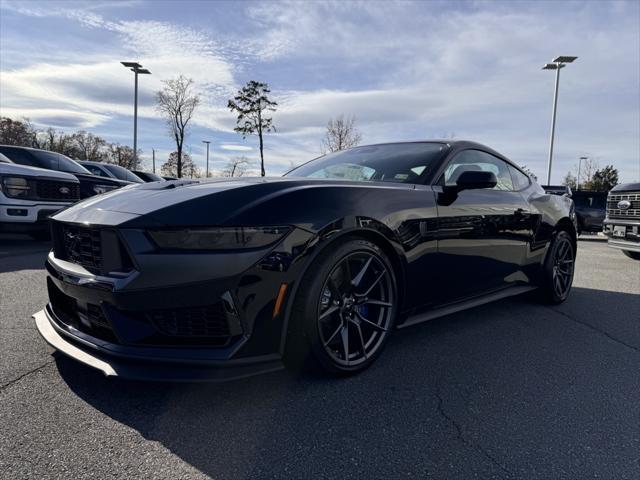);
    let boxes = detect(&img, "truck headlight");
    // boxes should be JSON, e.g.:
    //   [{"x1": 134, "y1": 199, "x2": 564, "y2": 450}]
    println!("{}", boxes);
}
[
  {"x1": 2, "y1": 177, "x2": 31, "y2": 198},
  {"x1": 147, "y1": 226, "x2": 290, "y2": 250}
]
